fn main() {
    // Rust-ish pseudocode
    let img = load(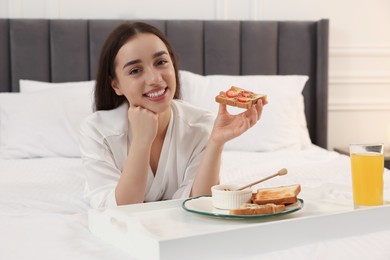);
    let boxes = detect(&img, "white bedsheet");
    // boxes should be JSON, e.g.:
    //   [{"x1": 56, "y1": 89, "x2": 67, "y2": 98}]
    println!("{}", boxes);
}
[
  {"x1": 0, "y1": 157, "x2": 89, "y2": 215},
  {"x1": 1, "y1": 146, "x2": 390, "y2": 260},
  {"x1": 0, "y1": 157, "x2": 130, "y2": 260}
]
